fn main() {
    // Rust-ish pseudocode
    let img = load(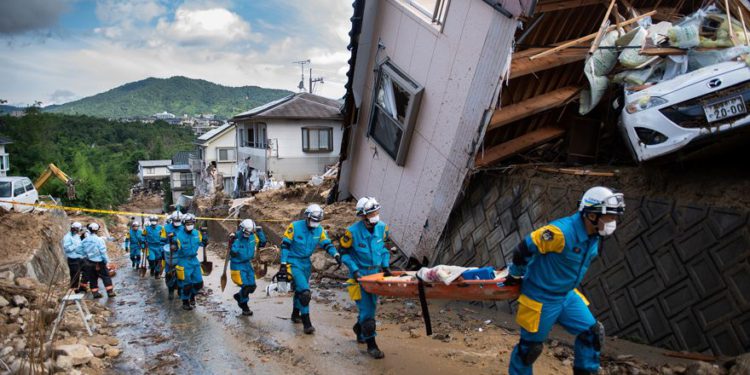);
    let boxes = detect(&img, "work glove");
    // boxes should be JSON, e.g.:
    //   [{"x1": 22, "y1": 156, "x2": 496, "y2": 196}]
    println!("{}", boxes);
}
[
  {"x1": 277, "y1": 263, "x2": 289, "y2": 282},
  {"x1": 334, "y1": 253, "x2": 342, "y2": 266},
  {"x1": 167, "y1": 232, "x2": 175, "y2": 239},
  {"x1": 352, "y1": 270, "x2": 361, "y2": 281},
  {"x1": 382, "y1": 267, "x2": 393, "y2": 277},
  {"x1": 169, "y1": 243, "x2": 178, "y2": 252},
  {"x1": 230, "y1": 251, "x2": 239, "y2": 258},
  {"x1": 503, "y1": 275, "x2": 523, "y2": 287},
  {"x1": 229, "y1": 232, "x2": 236, "y2": 239}
]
